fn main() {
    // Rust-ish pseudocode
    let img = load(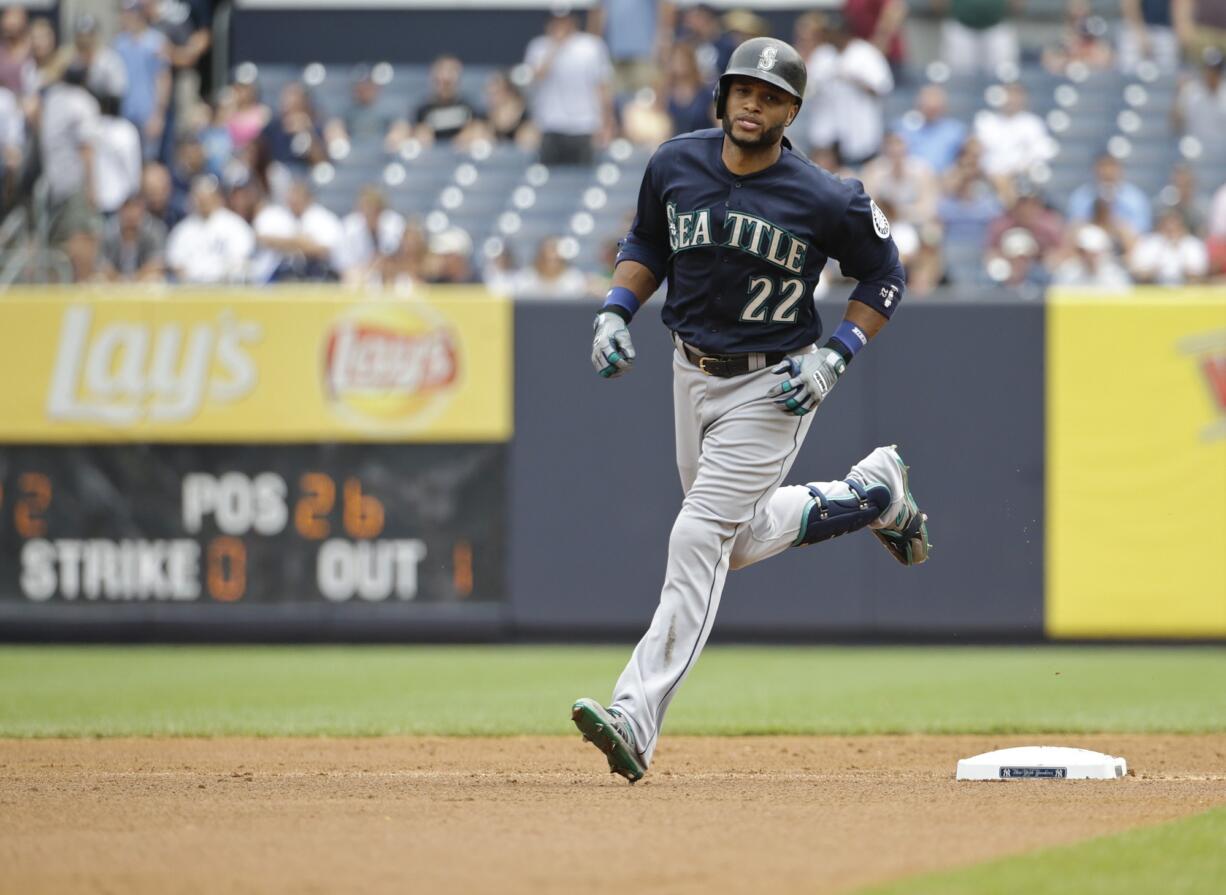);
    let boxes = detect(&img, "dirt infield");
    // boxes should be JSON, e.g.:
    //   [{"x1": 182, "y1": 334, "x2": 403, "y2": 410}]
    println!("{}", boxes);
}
[{"x1": 2, "y1": 735, "x2": 1225, "y2": 894}]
